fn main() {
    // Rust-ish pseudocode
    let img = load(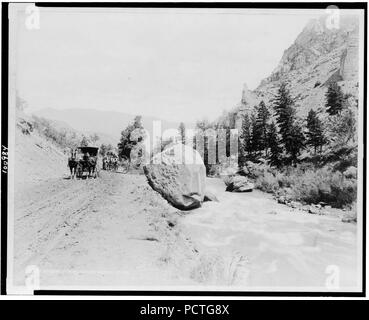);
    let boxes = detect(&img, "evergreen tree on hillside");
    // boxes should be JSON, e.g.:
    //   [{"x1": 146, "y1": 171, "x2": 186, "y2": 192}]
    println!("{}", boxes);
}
[
  {"x1": 267, "y1": 121, "x2": 282, "y2": 167},
  {"x1": 285, "y1": 123, "x2": 305, "y2": 164},
  {"x1": 274, "y1": 82, "x2": 295, "y2": 141},
  {"x1": 306, "y1": 109, "x2": 326, "y2": 154},
  {"x1": 274, "y1": 83, "x2": 305, "y2": 164},
  {"x1": 251, "y1": 112, "x2": 262, "y2": 156},
  {"x1": 325, "y1": 82, "x2": 344, "y2": 116},
  {"x1": 328, "y1": 109, "x2": 356, "y2": 146},
  {"x1": 239, "y1": 113, "x2": 253, "y2": 165},
  {"x1": 255, "y1": 100, "x2": 270, "y2": 157}
]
